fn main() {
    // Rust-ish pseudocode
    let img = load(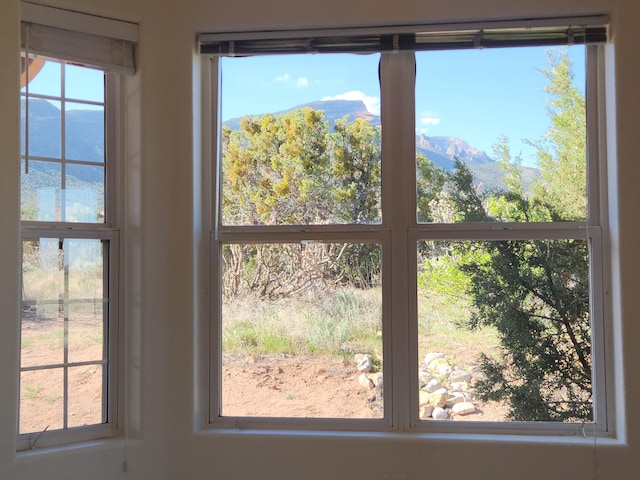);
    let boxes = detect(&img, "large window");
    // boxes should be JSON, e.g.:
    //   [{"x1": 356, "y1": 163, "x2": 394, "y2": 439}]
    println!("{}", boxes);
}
[
  {"x1": 200, "y1": 18, "x2": 610, "y2": 434},
  {"x1": 18, "y1": 5, "x2": 136, "y2": 449}
]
